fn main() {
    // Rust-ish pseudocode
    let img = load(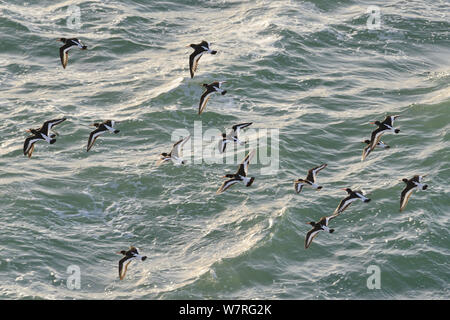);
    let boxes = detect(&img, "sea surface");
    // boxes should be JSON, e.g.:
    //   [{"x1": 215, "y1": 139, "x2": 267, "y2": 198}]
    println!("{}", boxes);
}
[{"x1": 0, "y1": 0, "x2": 449, "y2": 300}]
